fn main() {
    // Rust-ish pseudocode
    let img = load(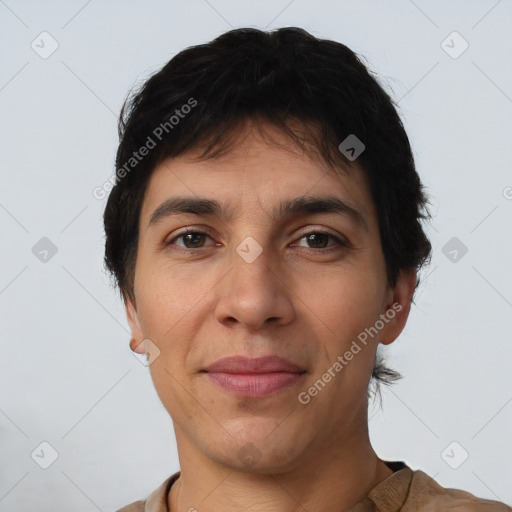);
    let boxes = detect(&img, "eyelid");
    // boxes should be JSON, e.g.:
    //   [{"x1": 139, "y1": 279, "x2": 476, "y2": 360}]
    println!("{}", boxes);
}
[
  {"x1": 165, "y1": 226, "x2": 217, "y2": 247},
  {"x1": 293, "y1": 227, "x2": 350, "y2": 248},
  {"x1": 164, "y1": 226, "x2": 350, "y2": 254}
]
